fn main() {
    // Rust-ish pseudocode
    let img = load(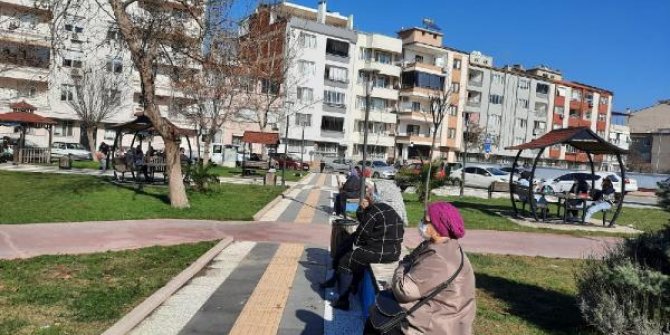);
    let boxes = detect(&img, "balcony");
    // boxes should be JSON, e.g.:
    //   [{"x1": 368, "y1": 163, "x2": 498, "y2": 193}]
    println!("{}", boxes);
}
[
  {"x1": 549, "y1": 148, "x2": 561, "y2": 159},
  {"x1": 568, "y1": 118, "x2": 591, "y2": 128},
  {"x1": 569, "y1": 100, "x2": 582, "y2": 110},
  {"x1": 363, "y1": 60, "x2": 401, "y2": 78},
  {"x1": 536, "y1": 92, "x2": 548, "y2": 100},
  {"x1": 0, "y1": 0, "x2": 51, "y2": 11},
  {"x1": 397, "y1": 111, "x2": 433, "y2": 123},
  {"x1": 395, "y1": 133, "x2": 434, "y2": 145},
  {"x1": 552, "y1": 113, "x2": 563, "y2": 125},
  {"x1": 369, "y1": 86, "x2": 399, "y2": 101},
  {"x1": 598, "y1": 103, "x2": 608, "y2": 113},
  {"x1": 596, "y1": 121, "x2": 607, "y2": 131},
  {"x1": 0, "y1": 25, "x2": 50, "y2": 48},
  {"x1": 554, "y1": 95, "x2": 565, "y2": 106},
  {"x1": 468, "y1": 80, "x2": 483, "y2": 88},
  {"x1": 326, "y1": 53, "x2": 350, "y2": 63},
  {"x1": 320, "y1": 129, "x2": 345, "y2": 139},
  {"x1": 404, "y1": 61, "x2": 444, "y2": 75},
  {"x1": 356, "y1": 132, "x2": 395, "y2": 146},
  {"x1": 565, "y1": 152, "x2": 589, "y2": 163},
  {"x1": 466, "y1": 99, "x2": 481, "y2": 107},
  {"x1": 399, "y1": 86, "x2": 440, "y2": 98}
]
